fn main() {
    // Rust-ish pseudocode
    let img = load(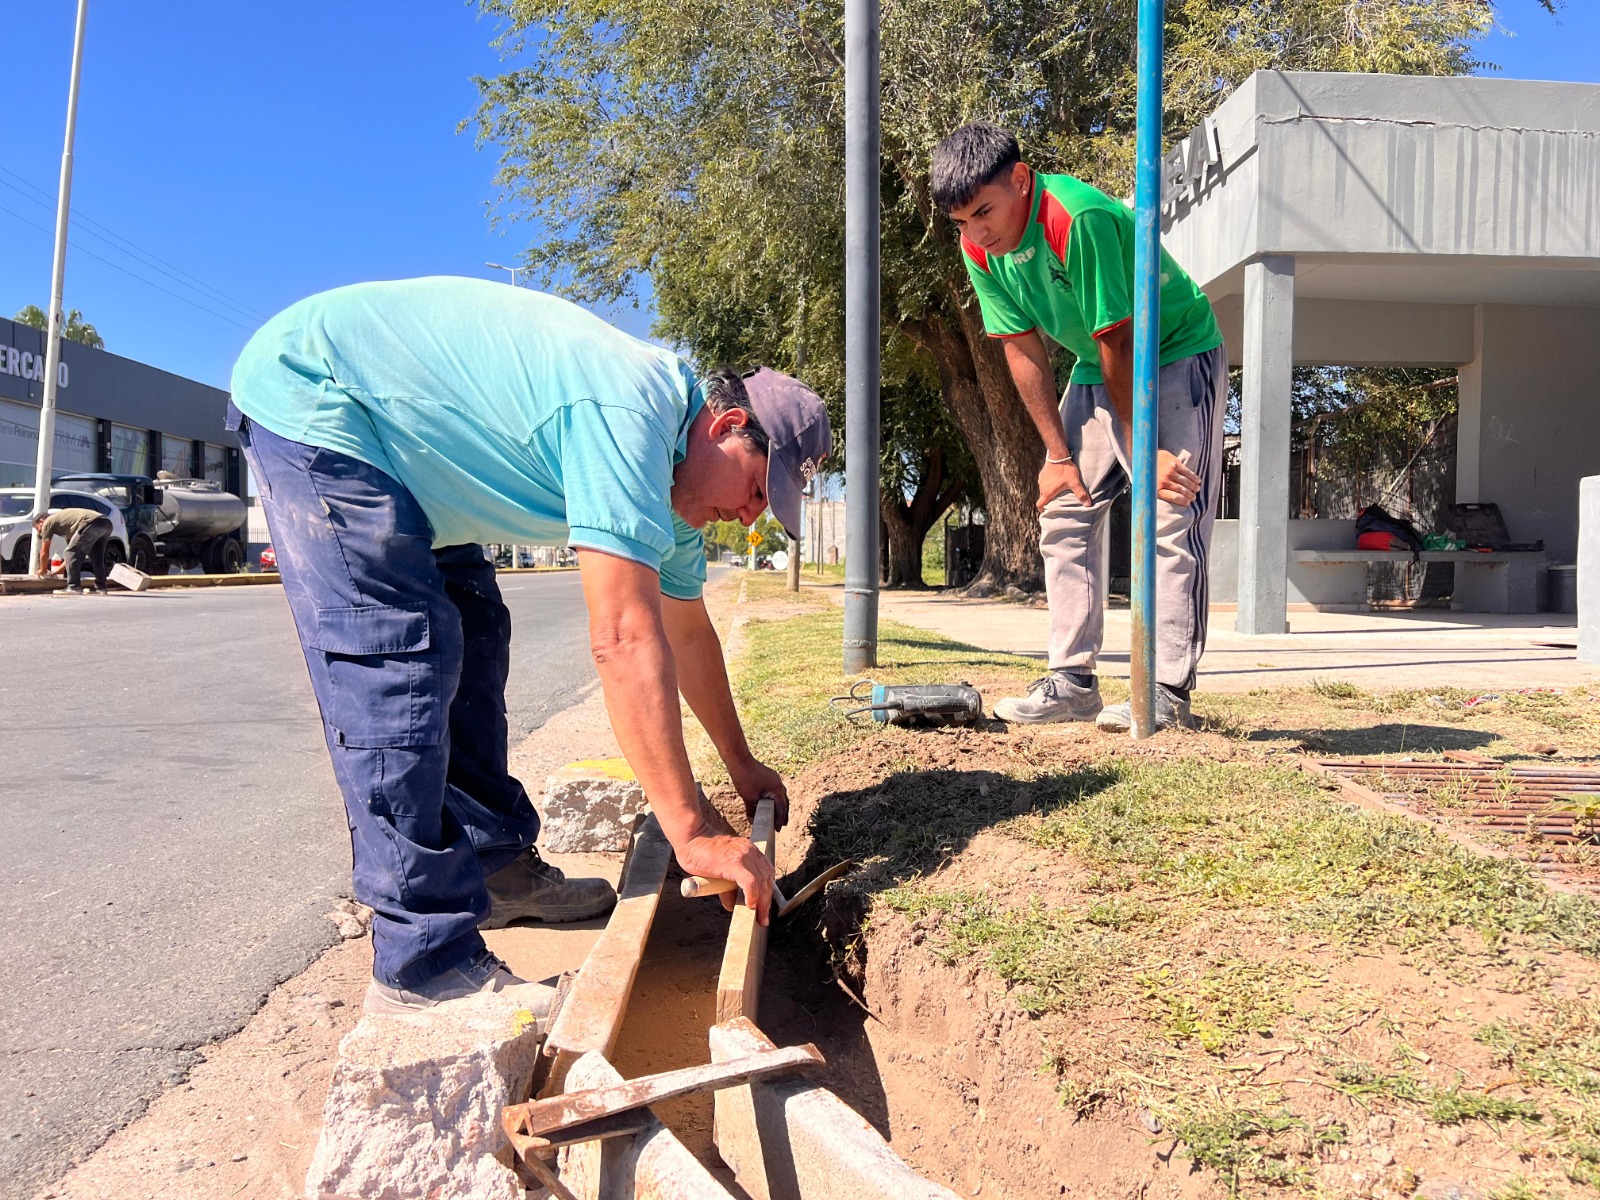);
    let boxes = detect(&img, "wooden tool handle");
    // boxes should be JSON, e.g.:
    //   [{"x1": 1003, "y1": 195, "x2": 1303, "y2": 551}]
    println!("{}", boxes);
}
[
  {"x1": 680, "y1": 875, "x2": 739, "y2": 899},
  {"x1": 681, "y1": 875, "x2": 788, "y2": 909}
]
